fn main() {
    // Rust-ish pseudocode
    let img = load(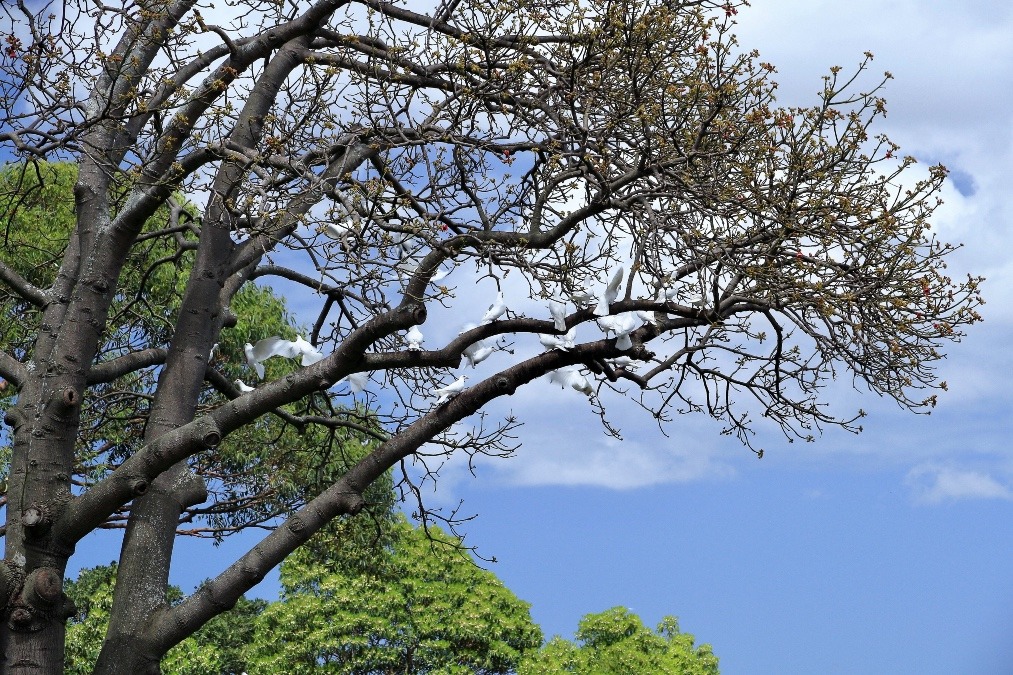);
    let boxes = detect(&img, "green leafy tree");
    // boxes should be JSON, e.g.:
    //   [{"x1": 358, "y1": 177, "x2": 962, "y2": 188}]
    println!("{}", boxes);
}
[
  {"x1": 0, "y1": 162, "x2": 388, "y2": 539},
  {"x1": 64, "y1": 564, "x2": 266, "y2": 675},
  {"x1": 249, "y1": 516, "x2": 542, "y2": 674},
  {"x1": 63, "y1": 516, "x2": 541, "y2": 675},
  {"x1": 519, "y1": 607, "x2": 719, "y2": 675}
]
